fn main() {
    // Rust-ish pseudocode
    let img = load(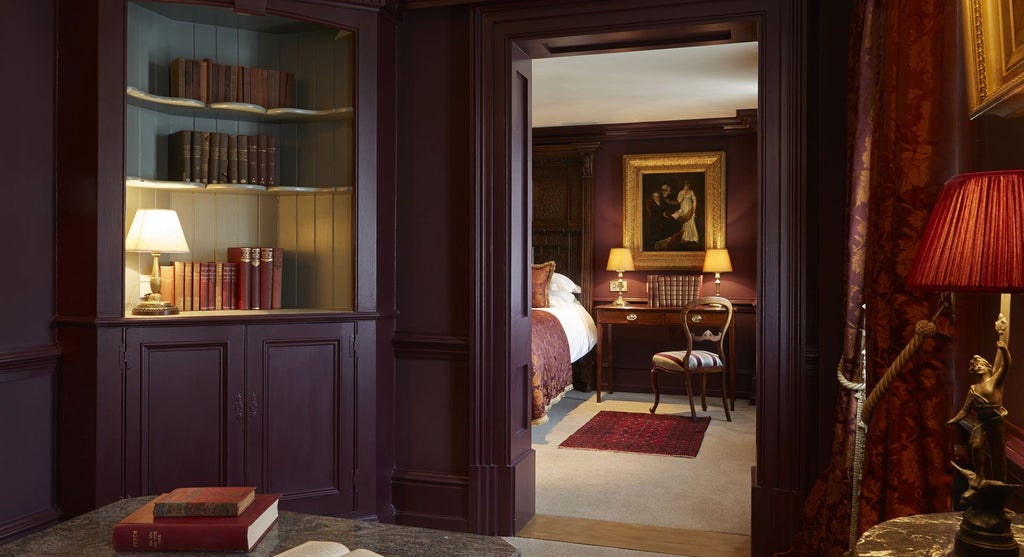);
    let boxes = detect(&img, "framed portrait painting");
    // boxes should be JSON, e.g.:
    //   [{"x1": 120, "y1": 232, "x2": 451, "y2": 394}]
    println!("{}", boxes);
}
[
  {"x1": 962, "y1": 0, "x2": 1024, "y2": 118},
  {"x1": 622, "y1": 151, "x2": 725, "y2": 270}
]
